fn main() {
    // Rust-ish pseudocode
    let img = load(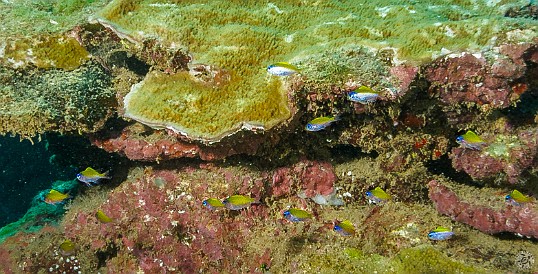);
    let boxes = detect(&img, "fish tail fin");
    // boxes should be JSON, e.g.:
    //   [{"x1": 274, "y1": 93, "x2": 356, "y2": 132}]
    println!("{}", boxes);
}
[{"x1": 104, "y1": 170, "x2": 112, "y2": 179}]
